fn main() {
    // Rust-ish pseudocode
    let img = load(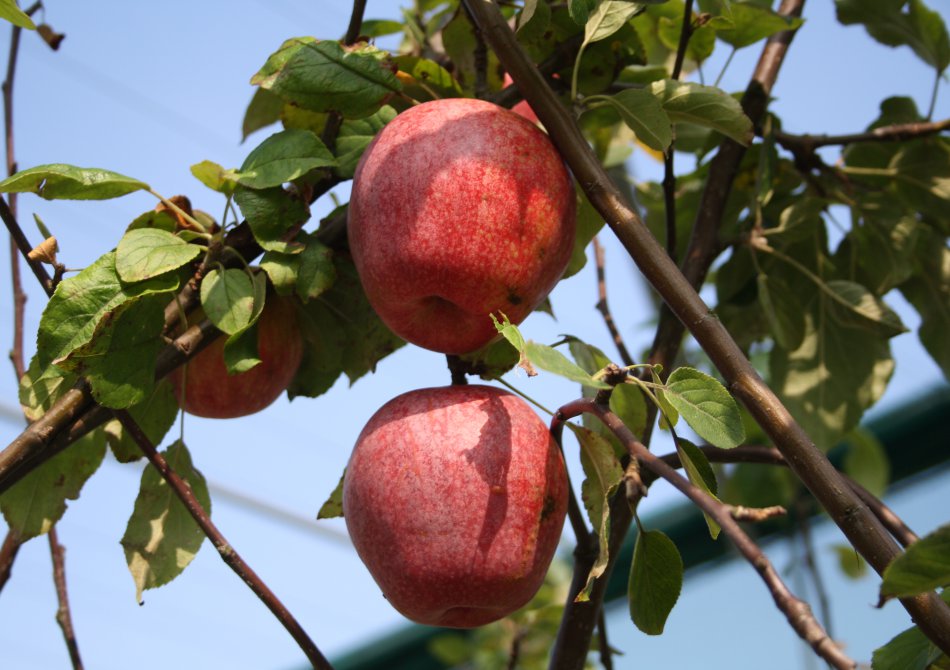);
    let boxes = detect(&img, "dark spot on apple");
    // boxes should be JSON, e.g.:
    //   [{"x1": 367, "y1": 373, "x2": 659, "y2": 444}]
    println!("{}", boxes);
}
[
  {"x1": 540, "y1": 495, "x2": 556, "y2": 521},
  {"x1": 507, "y1": 291, "x2": 522, "y2": 305}
]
